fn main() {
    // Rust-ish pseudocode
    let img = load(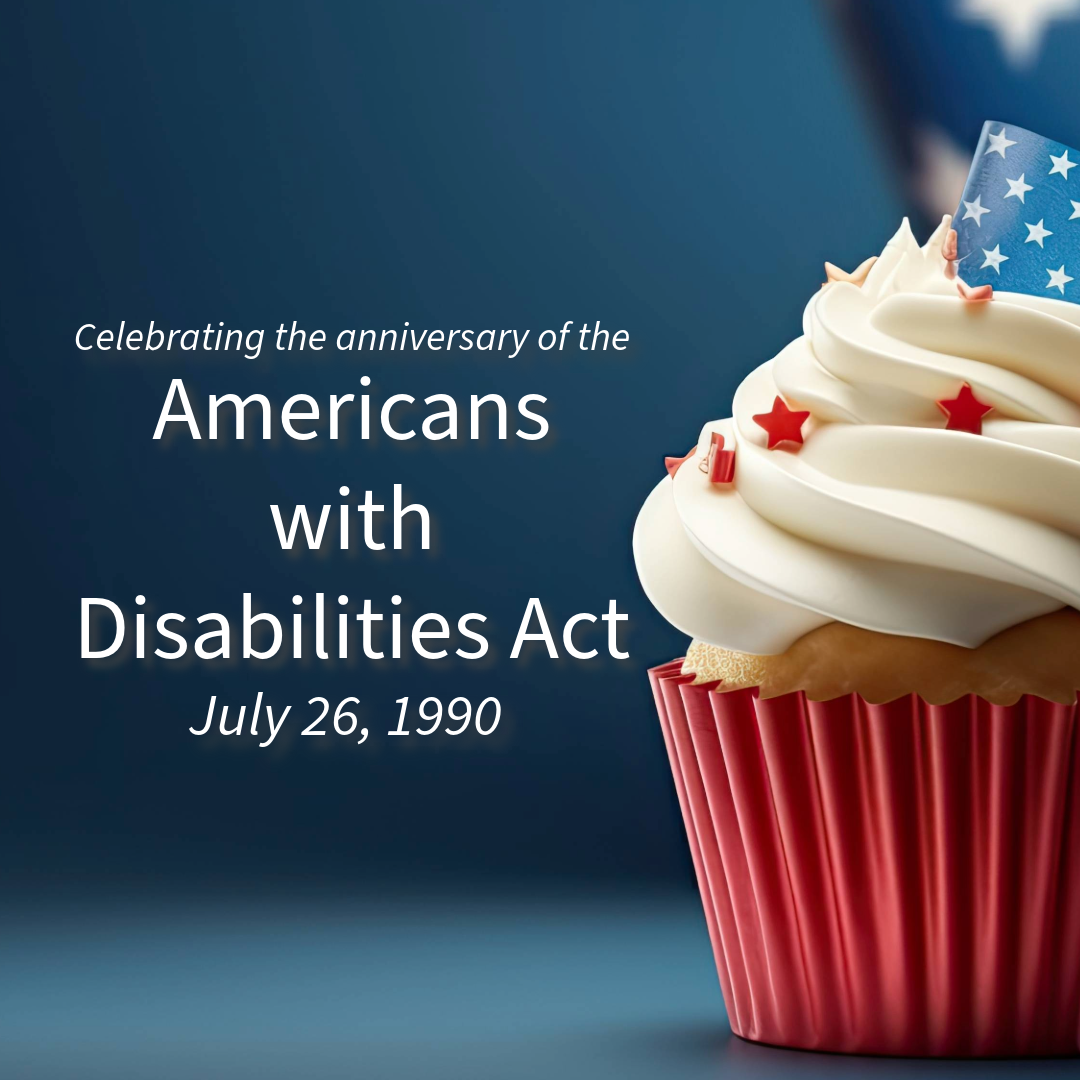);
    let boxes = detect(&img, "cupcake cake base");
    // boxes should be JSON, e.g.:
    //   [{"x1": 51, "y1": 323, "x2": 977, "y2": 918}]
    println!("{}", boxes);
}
[{"x1": 650, "y1": 661, "x2": 1080, "y2": 1057}]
